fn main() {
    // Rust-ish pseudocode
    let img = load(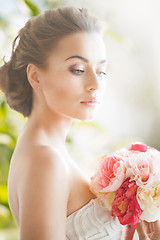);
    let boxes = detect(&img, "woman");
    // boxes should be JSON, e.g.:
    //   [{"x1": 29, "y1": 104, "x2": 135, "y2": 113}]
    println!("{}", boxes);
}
[{"x1": 0, "y1": 6, "x2": 159, "y2": 240}]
